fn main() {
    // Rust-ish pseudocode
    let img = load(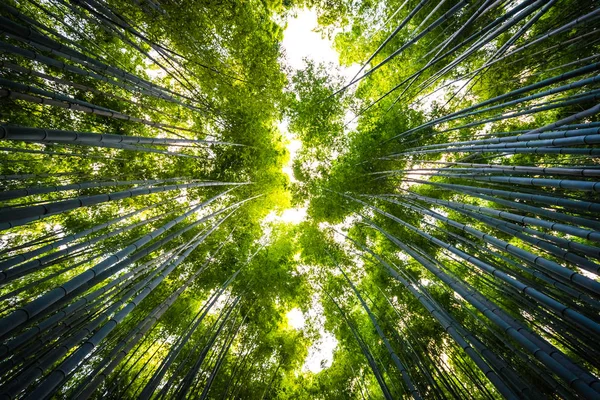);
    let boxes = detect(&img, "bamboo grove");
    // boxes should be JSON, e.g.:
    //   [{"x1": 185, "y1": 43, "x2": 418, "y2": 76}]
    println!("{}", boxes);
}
[{"x1": 0, "y1": 0, "x2": 599, "y2": 399}]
